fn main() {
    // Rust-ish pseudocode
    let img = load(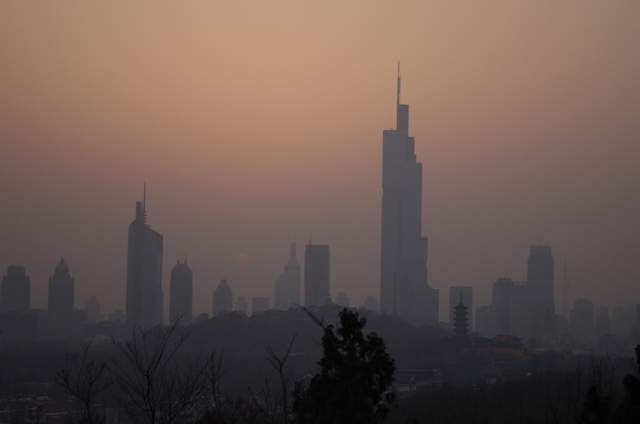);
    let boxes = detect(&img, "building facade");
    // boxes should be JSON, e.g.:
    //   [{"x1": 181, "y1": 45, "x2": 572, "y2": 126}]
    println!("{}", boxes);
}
[
  {"x1": 304, "y1": 244, "x2": 330, "y2": 307},
  {"x1": 125, "y1": 200, "x2": 164, "y2": 328},
  {"x1": 0, "y1": 265, "x2": 31, "y2": 313},
  {"x1": 274, "y1": 242, "x2": 301, "y2": 310},
  {"x1": 169, "y1": 259, "x2": 193, "y2": 323},
  {"x1": 212, "y1": 279, "x2": 233, "y2": 316},
  {"x1": 380, "y1": 70, "x2": 438, "y2": 326},
  {"x1": 527, "y1": 244, "x2": 555, "y2": 337},
  {"x1": 48, "y1": 259, "x2": 75, "y2": 336}
]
